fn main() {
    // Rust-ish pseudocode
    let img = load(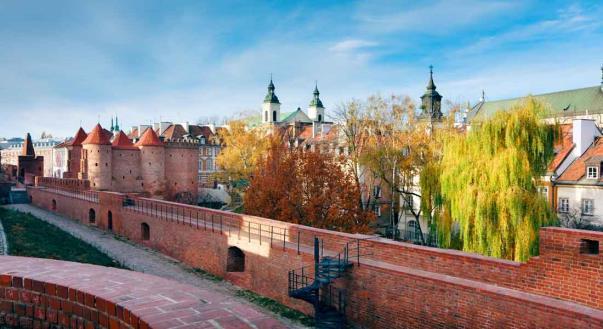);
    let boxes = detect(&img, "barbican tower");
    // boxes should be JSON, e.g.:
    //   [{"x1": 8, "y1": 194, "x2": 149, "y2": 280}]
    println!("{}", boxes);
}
[
  {"x1": 262, "y1": 78, "x2": 281, "y2": 124},
  {"x1": 420, "y1": 65, "x2": 443, "y2": 120}
]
